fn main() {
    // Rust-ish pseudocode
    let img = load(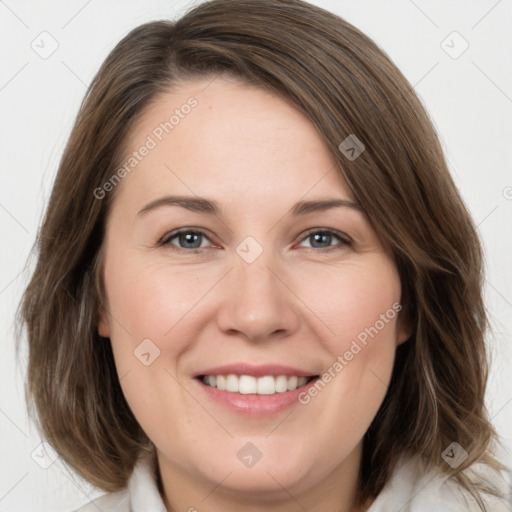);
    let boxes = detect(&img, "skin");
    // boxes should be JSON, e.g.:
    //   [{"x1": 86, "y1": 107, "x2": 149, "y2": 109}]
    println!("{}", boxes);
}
[{"x1": 98, "y1": 76, "x2": 410, "y2": 512}]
